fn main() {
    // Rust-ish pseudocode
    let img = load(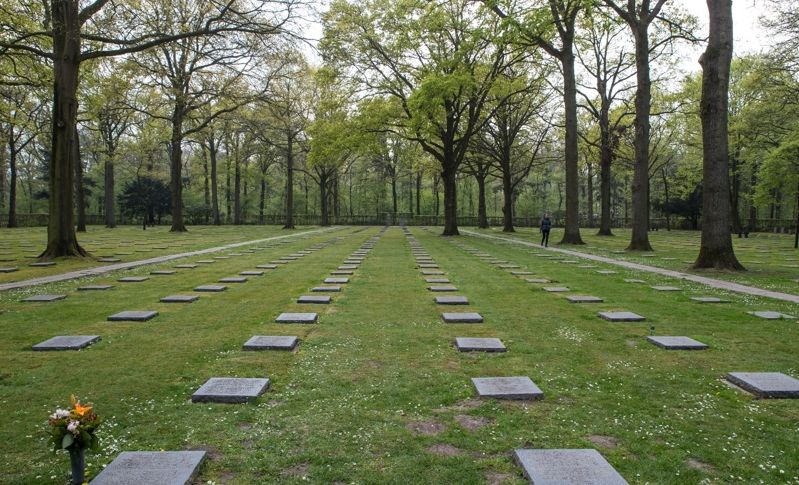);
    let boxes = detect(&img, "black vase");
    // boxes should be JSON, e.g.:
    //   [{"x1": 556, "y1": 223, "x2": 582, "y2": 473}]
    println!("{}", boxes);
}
[{"x1": 68, "y1": 446, "x2": 85, "y2": 485}]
